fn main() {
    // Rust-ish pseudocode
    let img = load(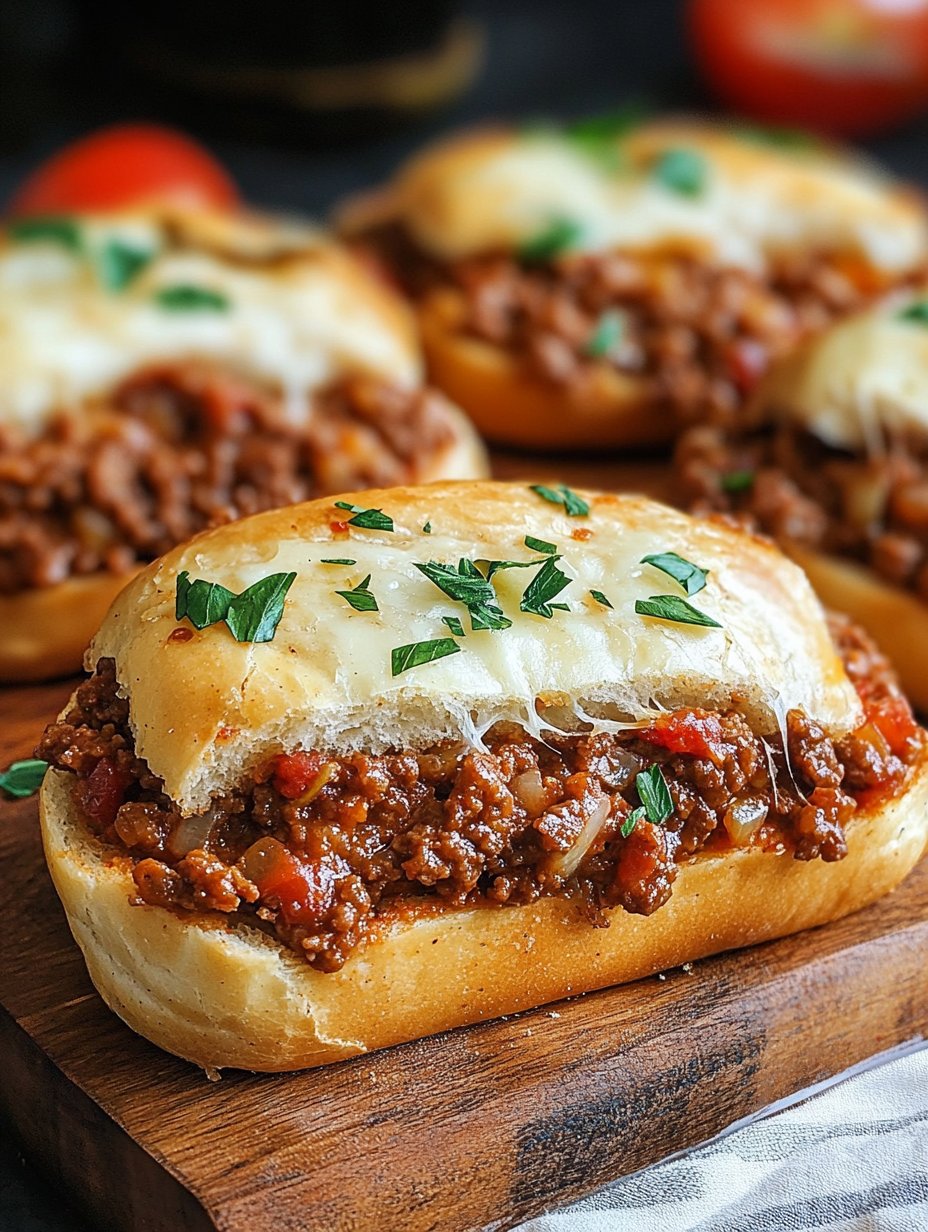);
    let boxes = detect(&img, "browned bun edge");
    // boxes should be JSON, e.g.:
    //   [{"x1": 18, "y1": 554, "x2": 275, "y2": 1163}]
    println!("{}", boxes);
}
[
  {"x1": 0, "y1": 401, "x2": 485, "y2": 685},
  {"x1": 0, "y1": 571, "x2": 142, "y2": 683},
  {"x1": 787, "y1": 546, "x2": 928, "y2": 714},
  {"x1": 39, "y1": 751, "x2": 928, "y2": 1073},
  {"x1": 420, "y1": 289, "x2": 668, "y2": 452}
]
